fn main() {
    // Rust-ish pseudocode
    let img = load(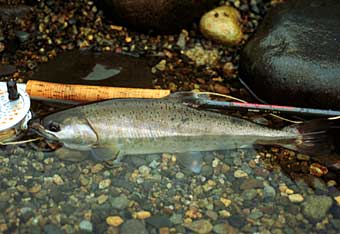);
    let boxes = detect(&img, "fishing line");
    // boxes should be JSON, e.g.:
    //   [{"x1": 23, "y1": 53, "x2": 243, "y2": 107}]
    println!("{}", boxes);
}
[
  {"x1": 196, "y1": 91, "x2": 303, "y2": 124},
  {"x1": 0, "y1": 137, "x2": 43, "y2": 146}
]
